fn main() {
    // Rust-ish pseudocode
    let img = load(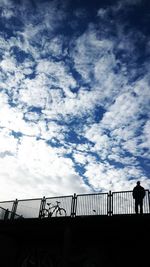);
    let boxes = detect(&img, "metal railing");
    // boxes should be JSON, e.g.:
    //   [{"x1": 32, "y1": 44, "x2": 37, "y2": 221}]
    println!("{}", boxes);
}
[
  {"x1": 0, "y1": 190, "x2": 149, "y2": 220},
  {"x1": 0, "y1": 206, "x2": 23, "y2": 220},
  {"x1": 41, "y1": 195, "x2": 73, "y2": 218},
  {"x1": 76, "y1": 193, "x2": 108, "y2": 216},
  {"x1": 17, "y1": 198, "x2": 42, "y2": 218},
  {"x1": 112, "y1": 190, "x2": 150, "y2": 215}
]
